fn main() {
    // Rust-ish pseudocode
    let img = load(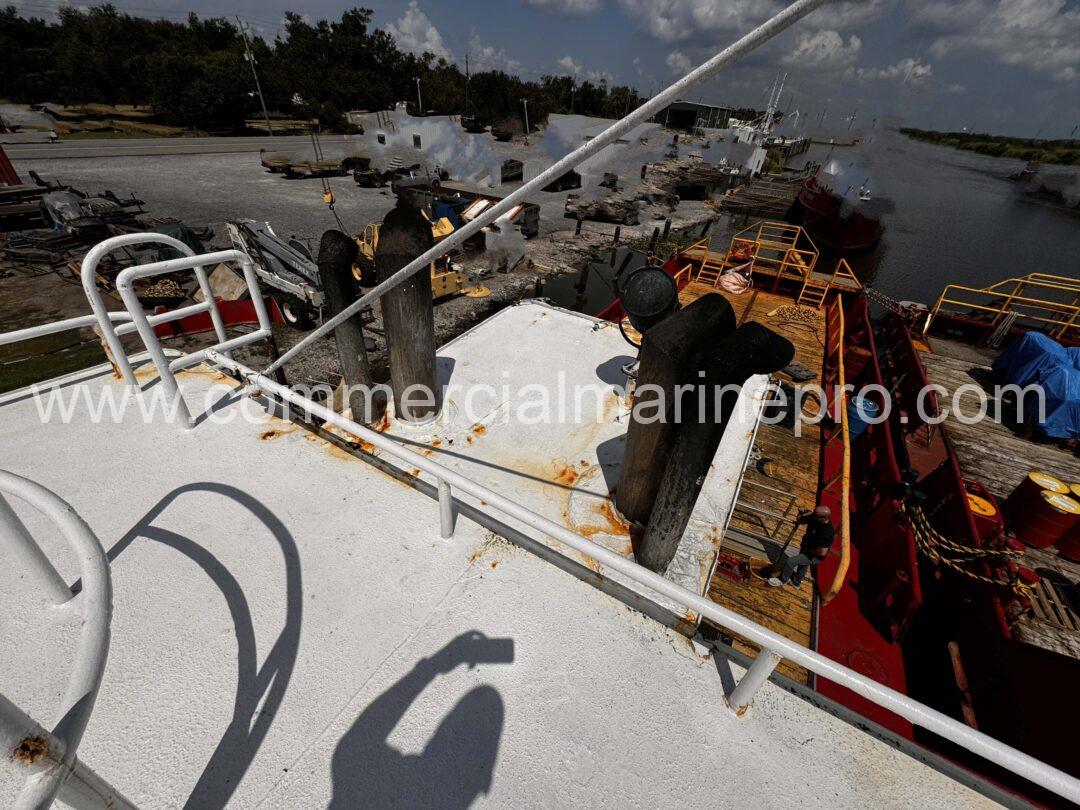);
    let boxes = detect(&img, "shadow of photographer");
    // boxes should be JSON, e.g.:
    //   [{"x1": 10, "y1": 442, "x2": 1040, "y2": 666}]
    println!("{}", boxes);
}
[{"x1": 330, "y1": 631, "x2": 514, "y2": 809}]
